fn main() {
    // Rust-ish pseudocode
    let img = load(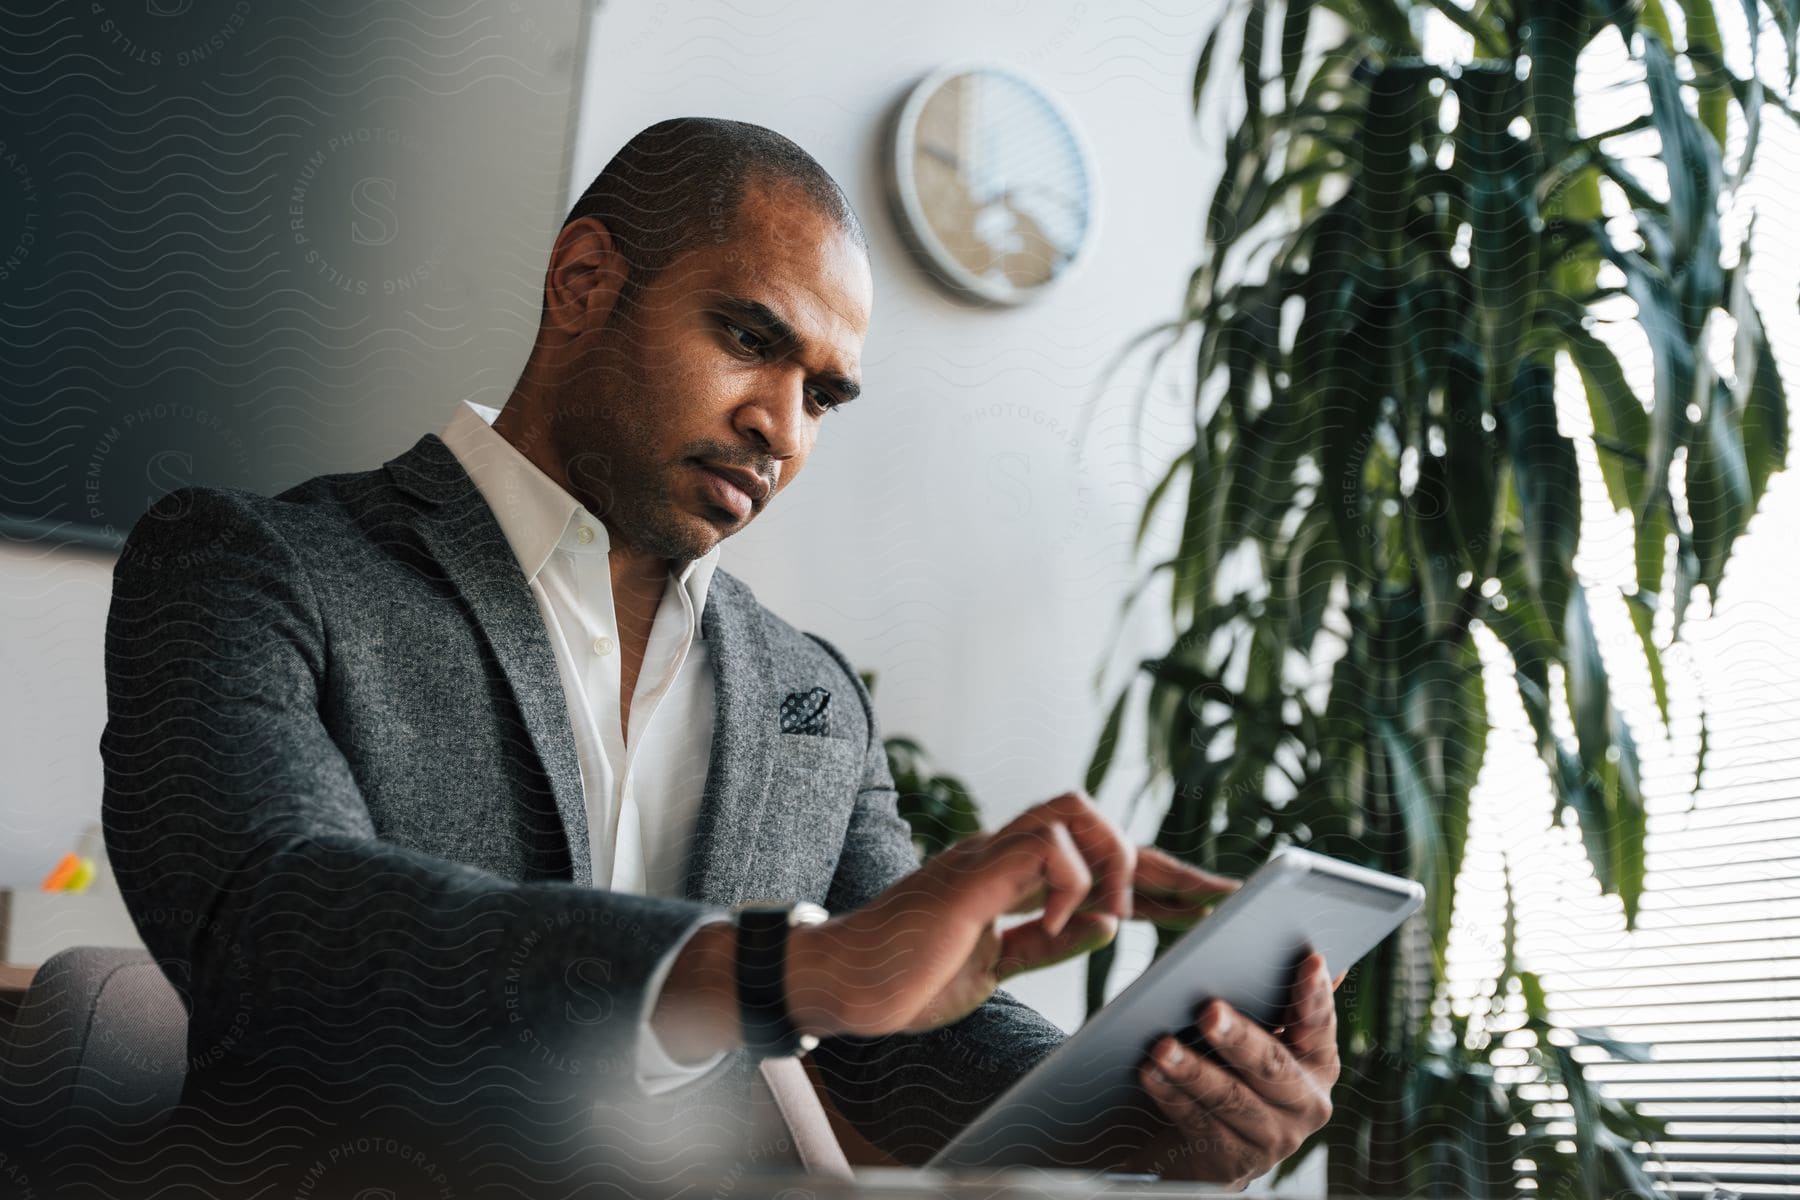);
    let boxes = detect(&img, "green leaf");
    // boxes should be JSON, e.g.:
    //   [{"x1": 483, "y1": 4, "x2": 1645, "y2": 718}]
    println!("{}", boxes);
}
[
  {"x1": 1376, "y1": 717, "x2": 1450, "y2": 968},
  {"x1": 1361, "y1": 63, "x2": 1430, "y2": 260},
  {"x1": 1501, "y1": 356, "x2": 1581, "y2": 627},
  {"x1": 1563, "y1": 587, "x2": 1612, "y2": 774},
  {"x1": 1574, "y1": 1026, "x2": 1654, "y2": 1063},
  {"x1": 1744, "y1": 334, "x2": 1789, "y2": 503},
  {"x1": 1526, "y1": 1, "x2": 1586, "y2": 153},
  {"x1": 1672, "y1": 520, "x2": 1702, "y2": 638},
  {"x1": 1135, "y1": 449, "x2": 1192, "y2": 553},
  {"x1": 1458, "y1": 63, "x2": 1539, "y2": 397},
  {"x1": 1776, "y1": 0, "x2": 1800, "y2": 88},
  {"x1": 1693, "y1": 706, "x2": 1710, "y2": 798},
  {"x1": 1495, "y1": 575, "x2": 1625, "y2": 900},
  {"x1": 1592, "y1": 223, "x2": 1697, "y2": 530},
  {"x1": 1317, "y1": 321, "x2": 1383, "y2": 585},
  {"x1": 1443, "y1": 340, "x2": 1502, "y2": 556},
  {"x1": 1642, "y1": 33, "x2": 1724, "y2": 271},
  {"x1": 1500, "y1": 859, "x2": 1519, "y2": 979},
  {"x1": 1160, "y1": 752, "x2": 1225, "y2": 868},
  {"x1": 1243, "y1": 0, "x2": 1270, "y2": 137},
  {"x1": 1193, "y1": 10, "x2": 1229, "y2": 116},
  {"x1": 1401, "y1": 643, "x2": 1486, "y2": 957},
  {"x1": 895, "y1": 765, "x2": 983, "y2": 859},
  {"x1": 1729, "y1": 0, "x2": 1764, "y2": 189},
  {"x1": 1635, "y1": 498, "x2": 1669, "y2": 597},
  {"x1": 1564, "y1": 587, "x2": 1650, "y2": 923},
  {"x1": 1637, "y1": 0, "x2": 1675, "y2": 48},
  {"x1": 1084, "y1": 937, "x2": 1116, "y2": 1020},
  {"x1": 1553, "y1": 302, "x2": 1650, "y2": 512},
  {"x1": 1687, "y1": 374, "x2": 1753, "y2": 595},
  {"x1": 1086, "y1": 683, "x2": 1133, "y2": 795},
  {"x1": 1321, "y1": 0, "x2": 1413, "y2": 45},
  {"x1": 1518, "y1": 969, "x2": 1549, "y2": 1021},
  {"x1": 1407, "y1": 449, "x2": 1469, "y2": 633},
  {"x1": 1735, "y1": 295, "x2": 1790, "y2": 503},
  {"x1": 1173, "y1": 430, "x2": 1221, "y2": 623},
  {"x1": 1547, "y1": 167, "x2": 1605, "y2": 300},
  {"x1": 1624, "y1": 588, "x2": 1671, "y2": 728},
  {"x1": 1286, "y1": 508, "x2": 1340, "y2": 649},
  {"x1": 1491, "y1": 548, "x2": 1559, "y2": 690},
  {"x1": 1675, "y1": 0, "x2": 1730, "y2": 149},
  {"x1": 1281, "y1": 0, "x2": 1315, "y2": 105},
  {"x1": 1206, "y1": 124, "x2": 1264, "y2": 261}
]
